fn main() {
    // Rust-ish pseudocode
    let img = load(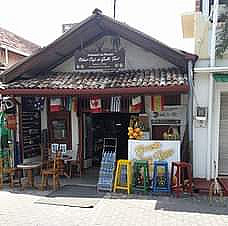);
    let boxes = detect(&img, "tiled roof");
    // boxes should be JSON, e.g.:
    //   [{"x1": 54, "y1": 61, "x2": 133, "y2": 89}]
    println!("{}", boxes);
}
[
  {"x1": 0, "y1": 27, "x2": 40, "y2": 55},
  {"x1": 7, "y1": 69, "x2": 188, "y2": 89},
  {"x1": 1, "y1": 10, "x2": 197, "y2": 84}
]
